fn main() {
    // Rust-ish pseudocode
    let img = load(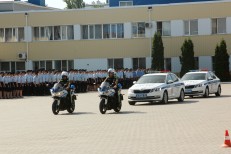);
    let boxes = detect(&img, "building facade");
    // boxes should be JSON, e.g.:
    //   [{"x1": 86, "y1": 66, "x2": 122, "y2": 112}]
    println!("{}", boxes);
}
[
  {"x1": 0, "y1": 1, "x2": 231, "y2": 72},
  {"x1": 109, "y1": 0, "x2": 219, "y2": 7}
]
